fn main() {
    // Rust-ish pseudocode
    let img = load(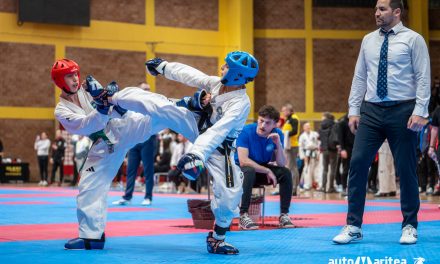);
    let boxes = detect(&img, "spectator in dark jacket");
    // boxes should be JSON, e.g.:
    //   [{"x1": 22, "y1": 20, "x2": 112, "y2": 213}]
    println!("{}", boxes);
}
[
  {"x1": 282, "y1": 104, "x2": 300, "y2": 195},
  {"x1": 319, "y1": 112, "x2": 338, "y2": 193},
  {"x1": 50, "y1": 129, "x2": 66, "y2": 186},
  {"x1": 338, "y1": 114, "x2": 355, "y2": 196},
  {"x1": 0, "y1": 138, "x2": 3, "y2": 163},
  {"x1": 428, "y1": 77, "x2": 440, "y2": 114}
]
